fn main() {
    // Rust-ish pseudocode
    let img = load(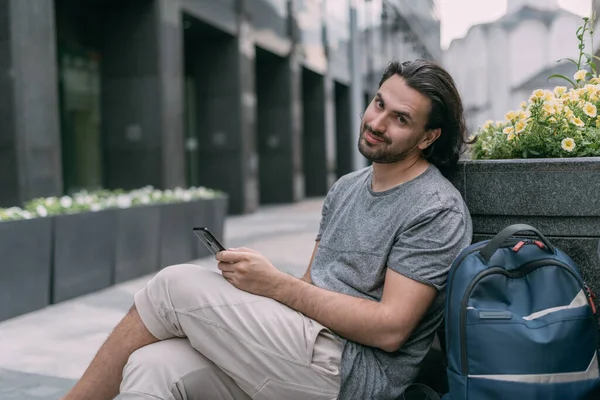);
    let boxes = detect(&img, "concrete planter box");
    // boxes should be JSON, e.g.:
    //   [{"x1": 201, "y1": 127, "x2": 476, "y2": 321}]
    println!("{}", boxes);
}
[
  {"x1": 52, "y1": 210, "x2": 117, "y2": 303},
  {"x1": 114, "y1": 204, "x2": 162, "y2": 283},
  {"x1": 0, "y1": 218, "x2": 52, "y2": 322},
  {"x1": 451, "y1": 157, "x2": 600, "y2": 309},
  {"x1": 158, "y1": 202, "x2": 197, "y2": 268}
]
